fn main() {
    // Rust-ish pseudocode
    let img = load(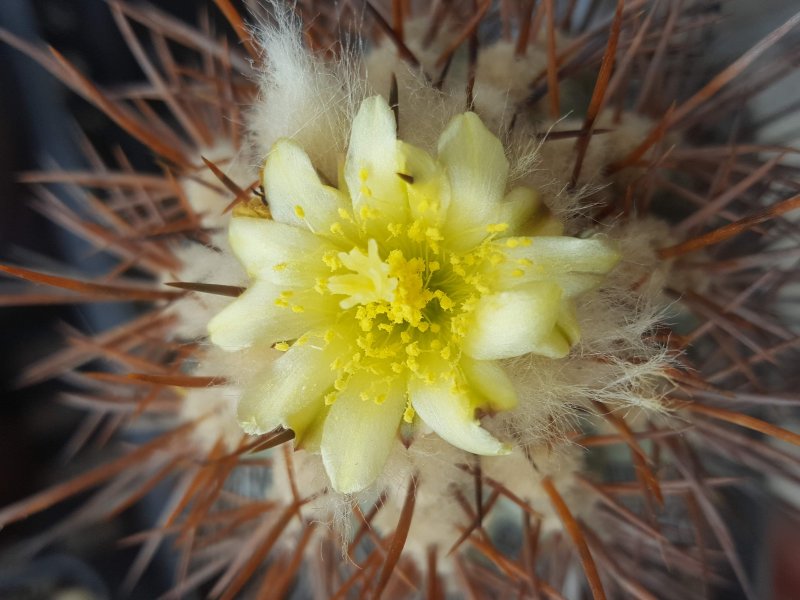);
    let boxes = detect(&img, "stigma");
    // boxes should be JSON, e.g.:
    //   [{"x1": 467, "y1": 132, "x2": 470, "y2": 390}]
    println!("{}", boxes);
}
[{"x1": 328, "y1": 239, "x2": 398, "y2": 309}]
